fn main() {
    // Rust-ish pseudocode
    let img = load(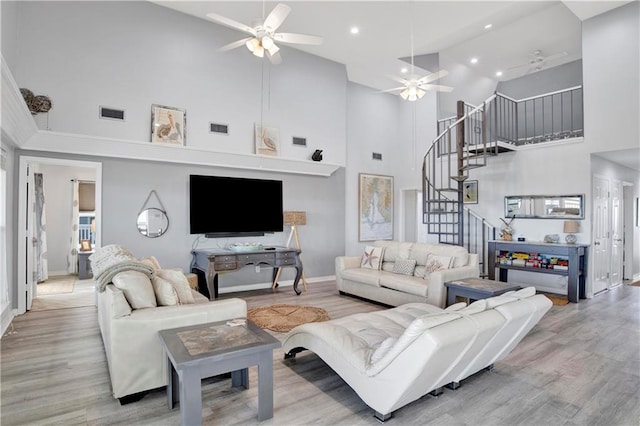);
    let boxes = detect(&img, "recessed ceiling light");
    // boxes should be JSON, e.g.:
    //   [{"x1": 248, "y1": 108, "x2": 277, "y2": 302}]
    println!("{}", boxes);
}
[
  {"x1": 470, "y1": 57, "x2": 478, "y2": 64},
  {"x1": 350, "y1": 27, "x2": 359, "y2": 35},
  {"x1": 484, "y1": 24, "x2": 493, "y2": 30},
  {"x1": 496, "y1": 71, "x2": 503, "y2": 77},
  {"x1": 400, "y1": 67, "x2": 408, "y2": 74}
]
